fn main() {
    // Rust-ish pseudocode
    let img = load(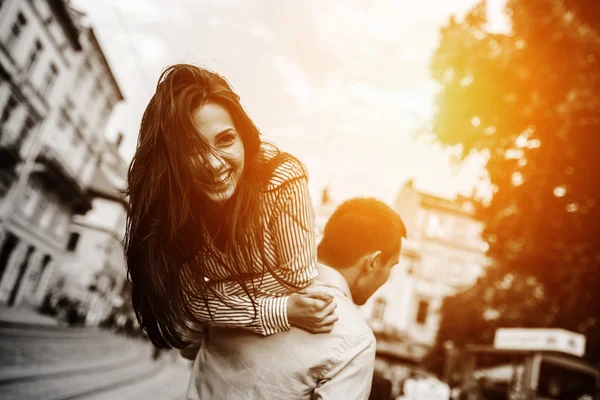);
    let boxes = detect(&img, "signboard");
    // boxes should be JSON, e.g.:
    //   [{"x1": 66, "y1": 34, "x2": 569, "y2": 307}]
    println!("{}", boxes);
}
[
  {"x1": 404, "y1": 378, "x2": 450, "y2": 400},
  {"x1": 494, "y1": 328, "x2": 586, "y2": 357}
]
